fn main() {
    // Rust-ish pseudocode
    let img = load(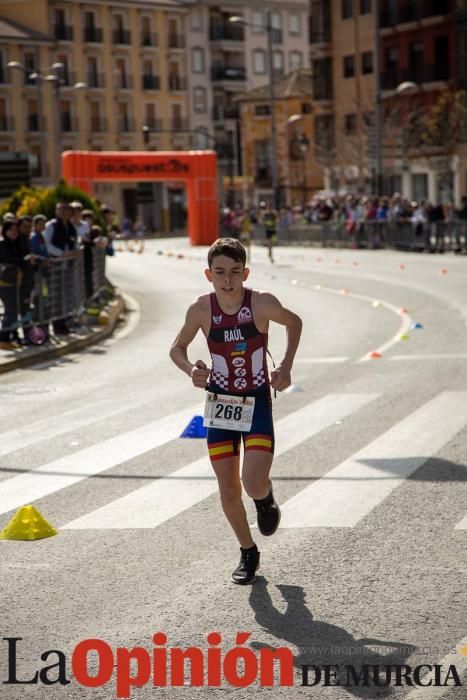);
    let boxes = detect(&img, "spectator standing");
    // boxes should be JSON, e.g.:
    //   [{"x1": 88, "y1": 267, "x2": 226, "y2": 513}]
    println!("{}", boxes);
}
[
  {"x1": 30, "y1": 214, "x2": 49, "y2": 258},
  {"x1": 70, "y1": 201, "x2": 90, "y2": 244},
  {"x1": 43, "y1": 202, "x2": 79, "y2": 334},
  {"x1": 0, "y1": 221, "x2": 37, "y2": 349},
  {"x1": 101, "y1": 206, "x2": 116, "y2": 256}
]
